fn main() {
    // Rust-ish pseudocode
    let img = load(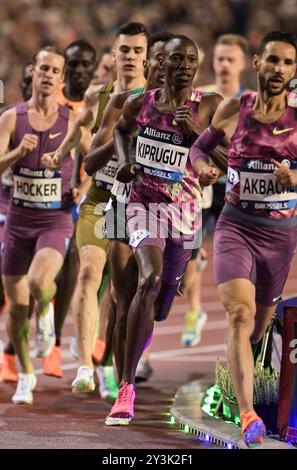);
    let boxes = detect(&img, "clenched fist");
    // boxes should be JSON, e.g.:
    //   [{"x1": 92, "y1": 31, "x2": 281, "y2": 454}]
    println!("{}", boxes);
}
[
  {"x1": 116, "y1": 163, "x2": 137, "y2": 183},
  {"x1": 17, "y1": 134, "x2": 38, "y2": 158},
  {"x1": 41, "y1": 151, "x2": 62, "y2": 170},
  {"x1": 199, "y1": 165, "x2": 220, "y2": 187}
]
